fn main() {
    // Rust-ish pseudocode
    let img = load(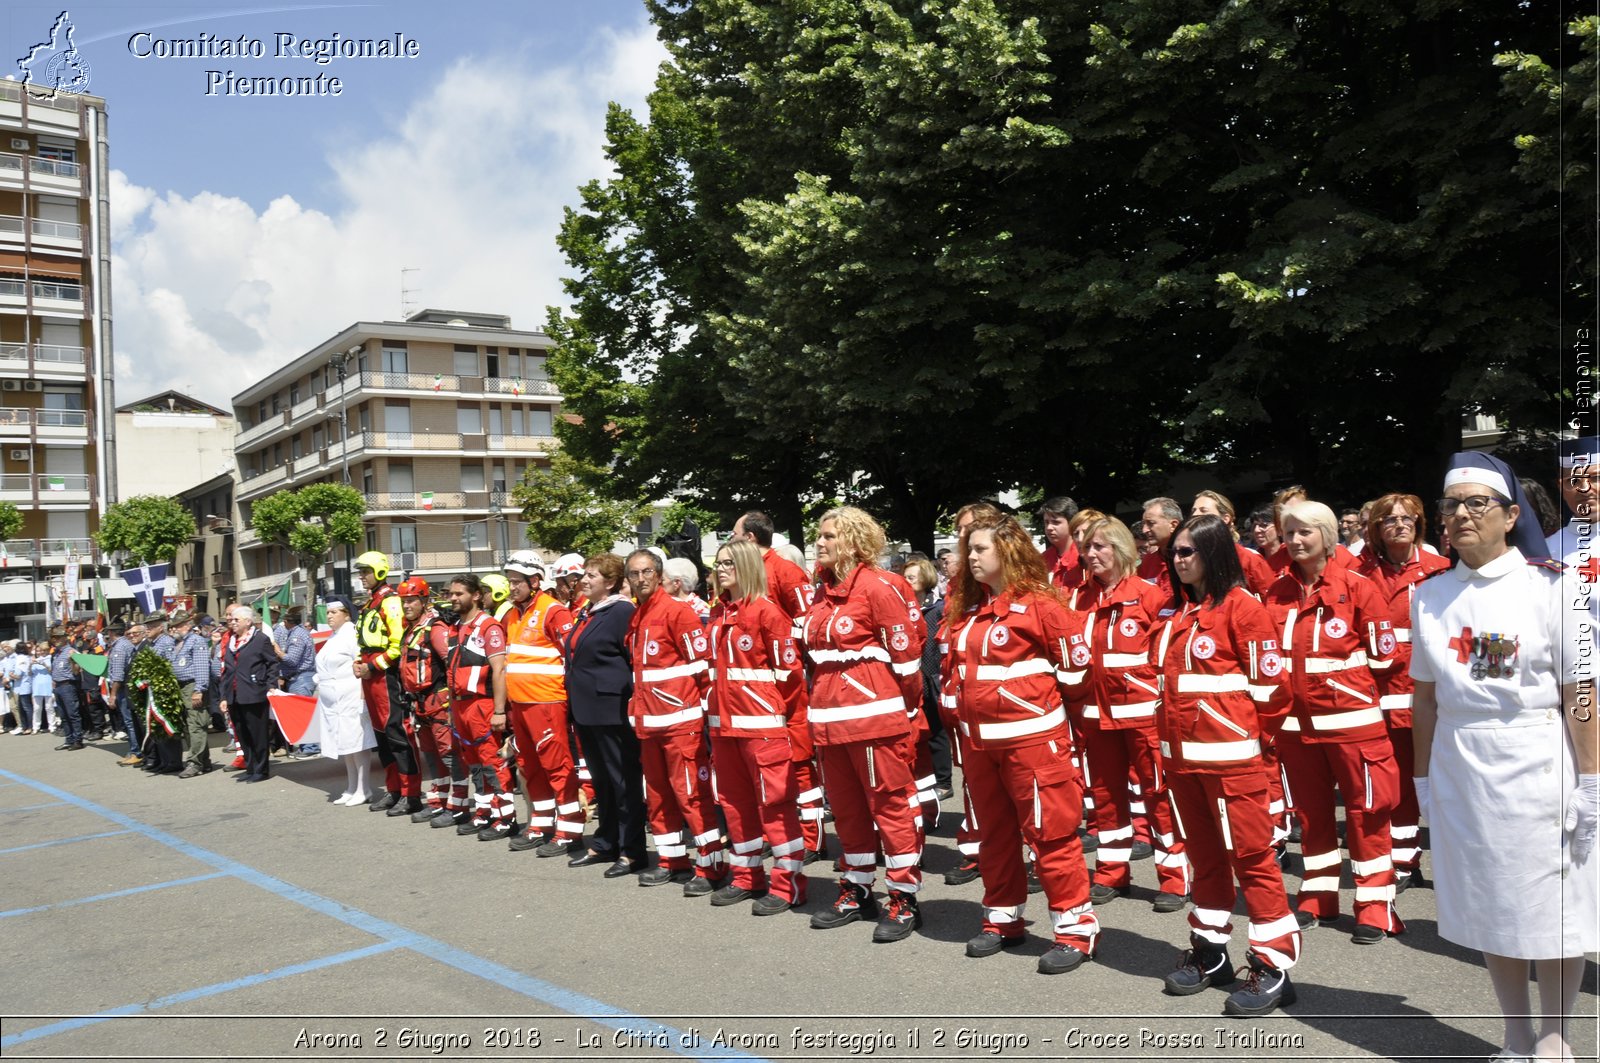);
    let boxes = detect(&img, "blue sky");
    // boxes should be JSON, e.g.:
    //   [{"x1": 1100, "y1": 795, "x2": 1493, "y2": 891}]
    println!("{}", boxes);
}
[{"x1": 2, "y1": 1, "x2": 663, "y2": 405}]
